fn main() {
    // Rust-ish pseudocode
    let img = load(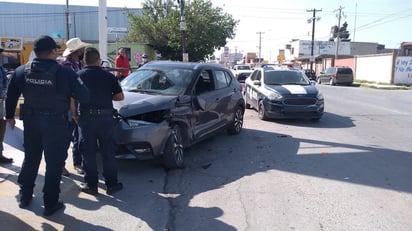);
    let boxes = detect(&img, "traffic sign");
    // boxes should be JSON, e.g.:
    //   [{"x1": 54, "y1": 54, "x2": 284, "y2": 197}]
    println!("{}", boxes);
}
[{"x1": 107, "y1": 27, "x2": 128, "y2": 34}]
